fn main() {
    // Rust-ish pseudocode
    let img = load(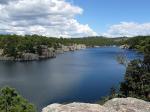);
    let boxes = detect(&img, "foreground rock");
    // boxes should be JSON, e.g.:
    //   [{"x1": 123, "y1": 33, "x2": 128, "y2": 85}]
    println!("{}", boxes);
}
[
  {"x1": 42, "y1": 103, "x2": 116, "y2": 112},
  {"x1": 104, "y1": 97, "x2": 150, "y2": 112},
  {"x1": 42, "y1": 98, "x2": 150, "y2": 112}
]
